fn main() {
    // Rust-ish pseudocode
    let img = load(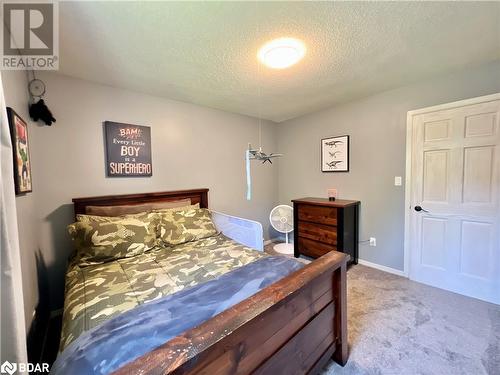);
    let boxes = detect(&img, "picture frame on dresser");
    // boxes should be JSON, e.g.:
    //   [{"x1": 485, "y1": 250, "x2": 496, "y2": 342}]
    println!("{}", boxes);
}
[{"x1": 321, "y1": 135, "x2": 349, "y2": 172}]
